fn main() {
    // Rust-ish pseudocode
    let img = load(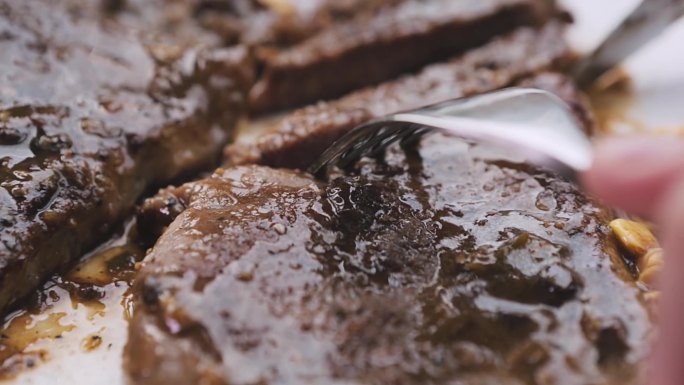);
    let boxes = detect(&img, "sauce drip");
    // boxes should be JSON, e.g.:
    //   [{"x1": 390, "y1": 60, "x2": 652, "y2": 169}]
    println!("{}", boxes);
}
[{"x1": 0, "y1": 220, "x2": 144, "y2": 380}]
